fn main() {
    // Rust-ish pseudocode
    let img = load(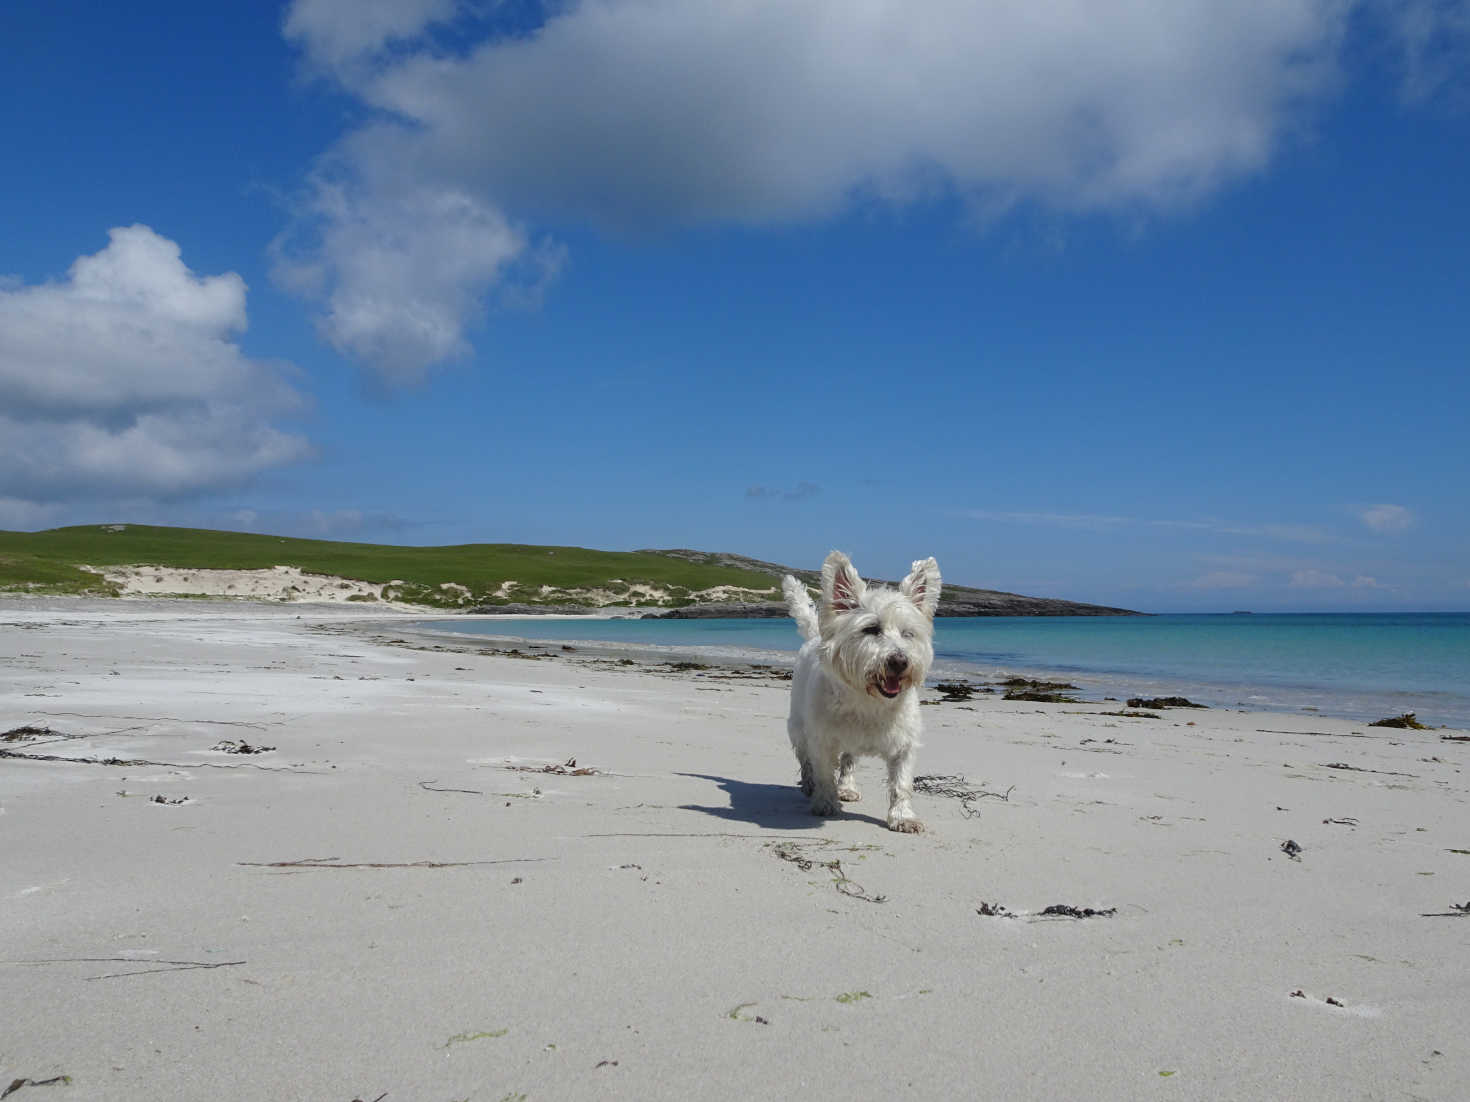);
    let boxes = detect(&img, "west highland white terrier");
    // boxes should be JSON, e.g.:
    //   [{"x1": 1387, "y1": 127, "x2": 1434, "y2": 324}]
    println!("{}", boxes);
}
[{"x1": 782, "y1": 550, "x2": 942, "y2": 832}]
